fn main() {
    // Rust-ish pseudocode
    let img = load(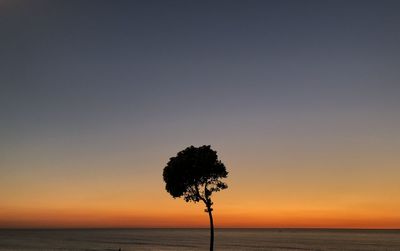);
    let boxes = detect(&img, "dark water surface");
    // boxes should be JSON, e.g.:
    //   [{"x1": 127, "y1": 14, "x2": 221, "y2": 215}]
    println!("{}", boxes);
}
[{"x1": 0, "y1": 228, "x2": 399, "y2": 250}]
